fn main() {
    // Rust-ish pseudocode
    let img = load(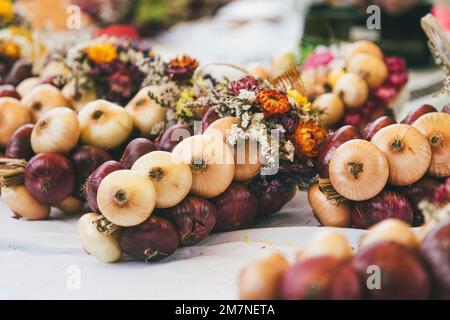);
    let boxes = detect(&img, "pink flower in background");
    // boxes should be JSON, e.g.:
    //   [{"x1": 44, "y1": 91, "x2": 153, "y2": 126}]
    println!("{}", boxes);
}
[{"x1": 301, "y1": 48, "x2": 334, "y2": 70}]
